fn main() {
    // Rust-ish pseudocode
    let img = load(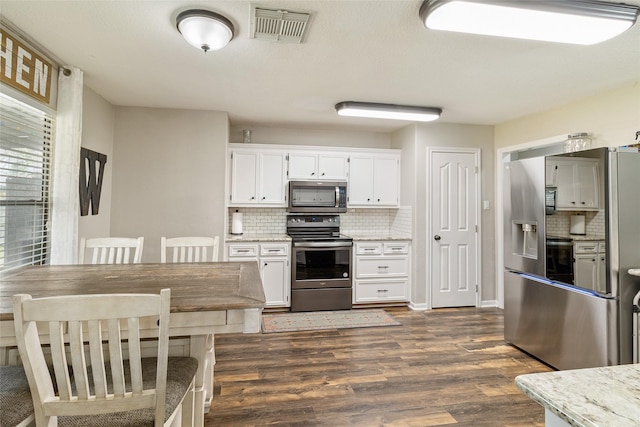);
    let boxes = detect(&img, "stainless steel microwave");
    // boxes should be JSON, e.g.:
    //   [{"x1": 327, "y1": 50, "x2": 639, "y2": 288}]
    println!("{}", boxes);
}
[{"x1": 288, "y1": 180, "x2": 347, "y2": 213}]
